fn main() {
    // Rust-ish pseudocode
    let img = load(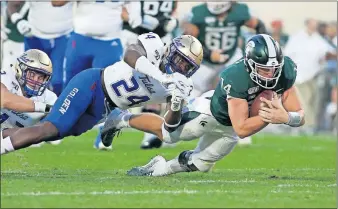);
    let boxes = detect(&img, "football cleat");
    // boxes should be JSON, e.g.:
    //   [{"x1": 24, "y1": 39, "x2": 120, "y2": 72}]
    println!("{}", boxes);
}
[
  {"x1": 127, "y1": 155, "x2": 167, "y2": 176},
  {"x1": 94, "y1": 126, "x2": 112, "y2": 150},
  {"x1": 140, "y1": 136, "x2": 163, "y2": 149},
  {"x1": 101, "y1": 108, "x2": 129, "y2": 147}
]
